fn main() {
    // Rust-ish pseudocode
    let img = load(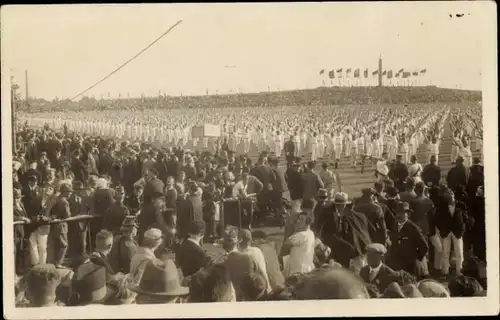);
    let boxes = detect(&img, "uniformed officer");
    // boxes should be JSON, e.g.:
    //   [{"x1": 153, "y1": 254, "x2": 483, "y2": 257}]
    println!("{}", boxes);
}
[{"x1": 49, "y1": 182, "x2": 73, "y2": 268}]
